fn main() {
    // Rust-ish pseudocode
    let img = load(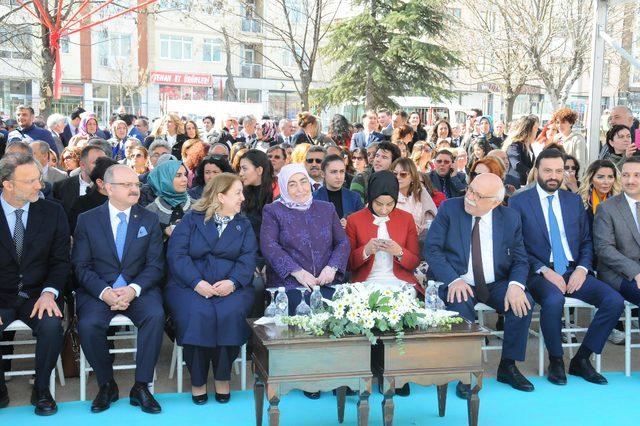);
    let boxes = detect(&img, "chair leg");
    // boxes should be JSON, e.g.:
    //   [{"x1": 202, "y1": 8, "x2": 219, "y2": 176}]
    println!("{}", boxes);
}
[
  {"x1": 177, "y1": 345, "x2": 183, "y2": 394},
  {"x1": 80, "y1": 348, "x2": 87, "y2": 402},
  {"x1": 564, "y1": 306, "x2": 574, "y2": 358},
  {"x1": 169, "y1": 341, "x2": 177, "y2": 379},
  {"x1": 49, "y1": 368, "x2": 56, "y2": 399},
  {"x1": 538, "y1": 328, "x2": 544, "y2": 377},
  {"x1": 56, "y1": 356, "x2": 65, "y2": 386},
  {"x1": 626, "y1": 304, "x2": 632, "y2": 377},
  {"x1": 241, "y1": 344, "x2": 247, "y2": 391}
]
